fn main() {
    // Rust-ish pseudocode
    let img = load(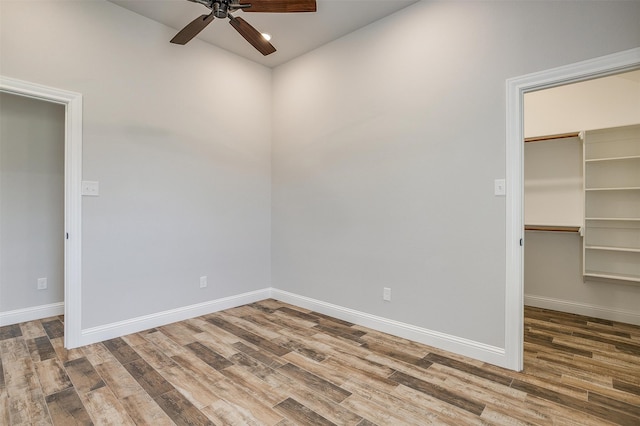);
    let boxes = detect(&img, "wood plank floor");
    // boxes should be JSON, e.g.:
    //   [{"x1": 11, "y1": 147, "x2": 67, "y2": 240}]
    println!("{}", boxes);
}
[{"x1": 1, "y1": 300, "x2": 639, "y2": 425}]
